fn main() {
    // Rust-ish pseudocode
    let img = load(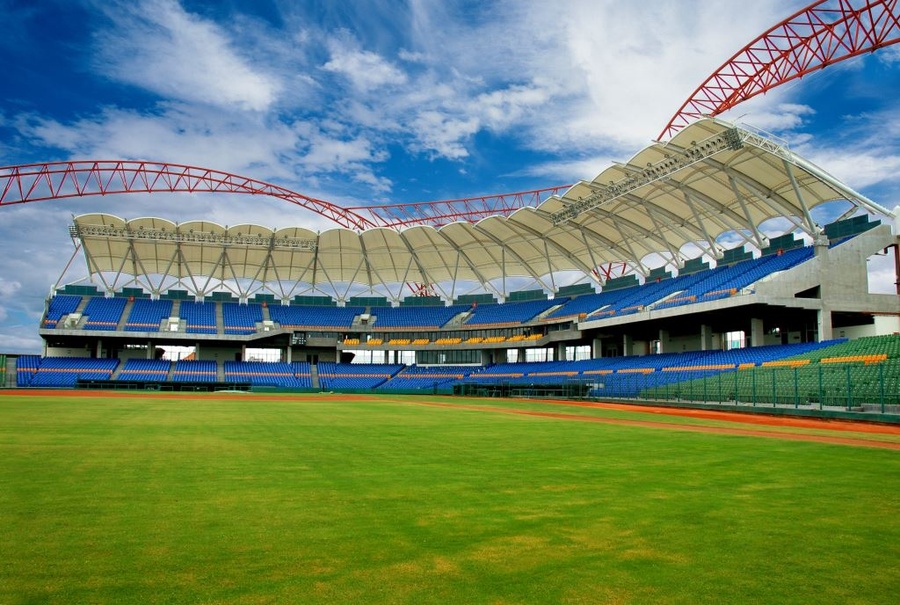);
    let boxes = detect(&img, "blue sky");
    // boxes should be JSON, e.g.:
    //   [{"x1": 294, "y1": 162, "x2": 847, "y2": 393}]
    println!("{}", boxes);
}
[{"x1": 1, "y1": 0, "x2": 899, "y2": 352}]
